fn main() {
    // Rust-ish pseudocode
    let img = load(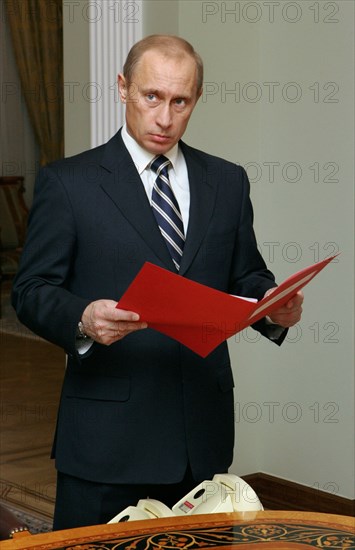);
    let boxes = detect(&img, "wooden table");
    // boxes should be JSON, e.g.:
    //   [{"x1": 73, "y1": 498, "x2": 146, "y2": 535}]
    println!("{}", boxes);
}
[{"x1": 1, "y1": 511, "x2": 354, "y2": 549}]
